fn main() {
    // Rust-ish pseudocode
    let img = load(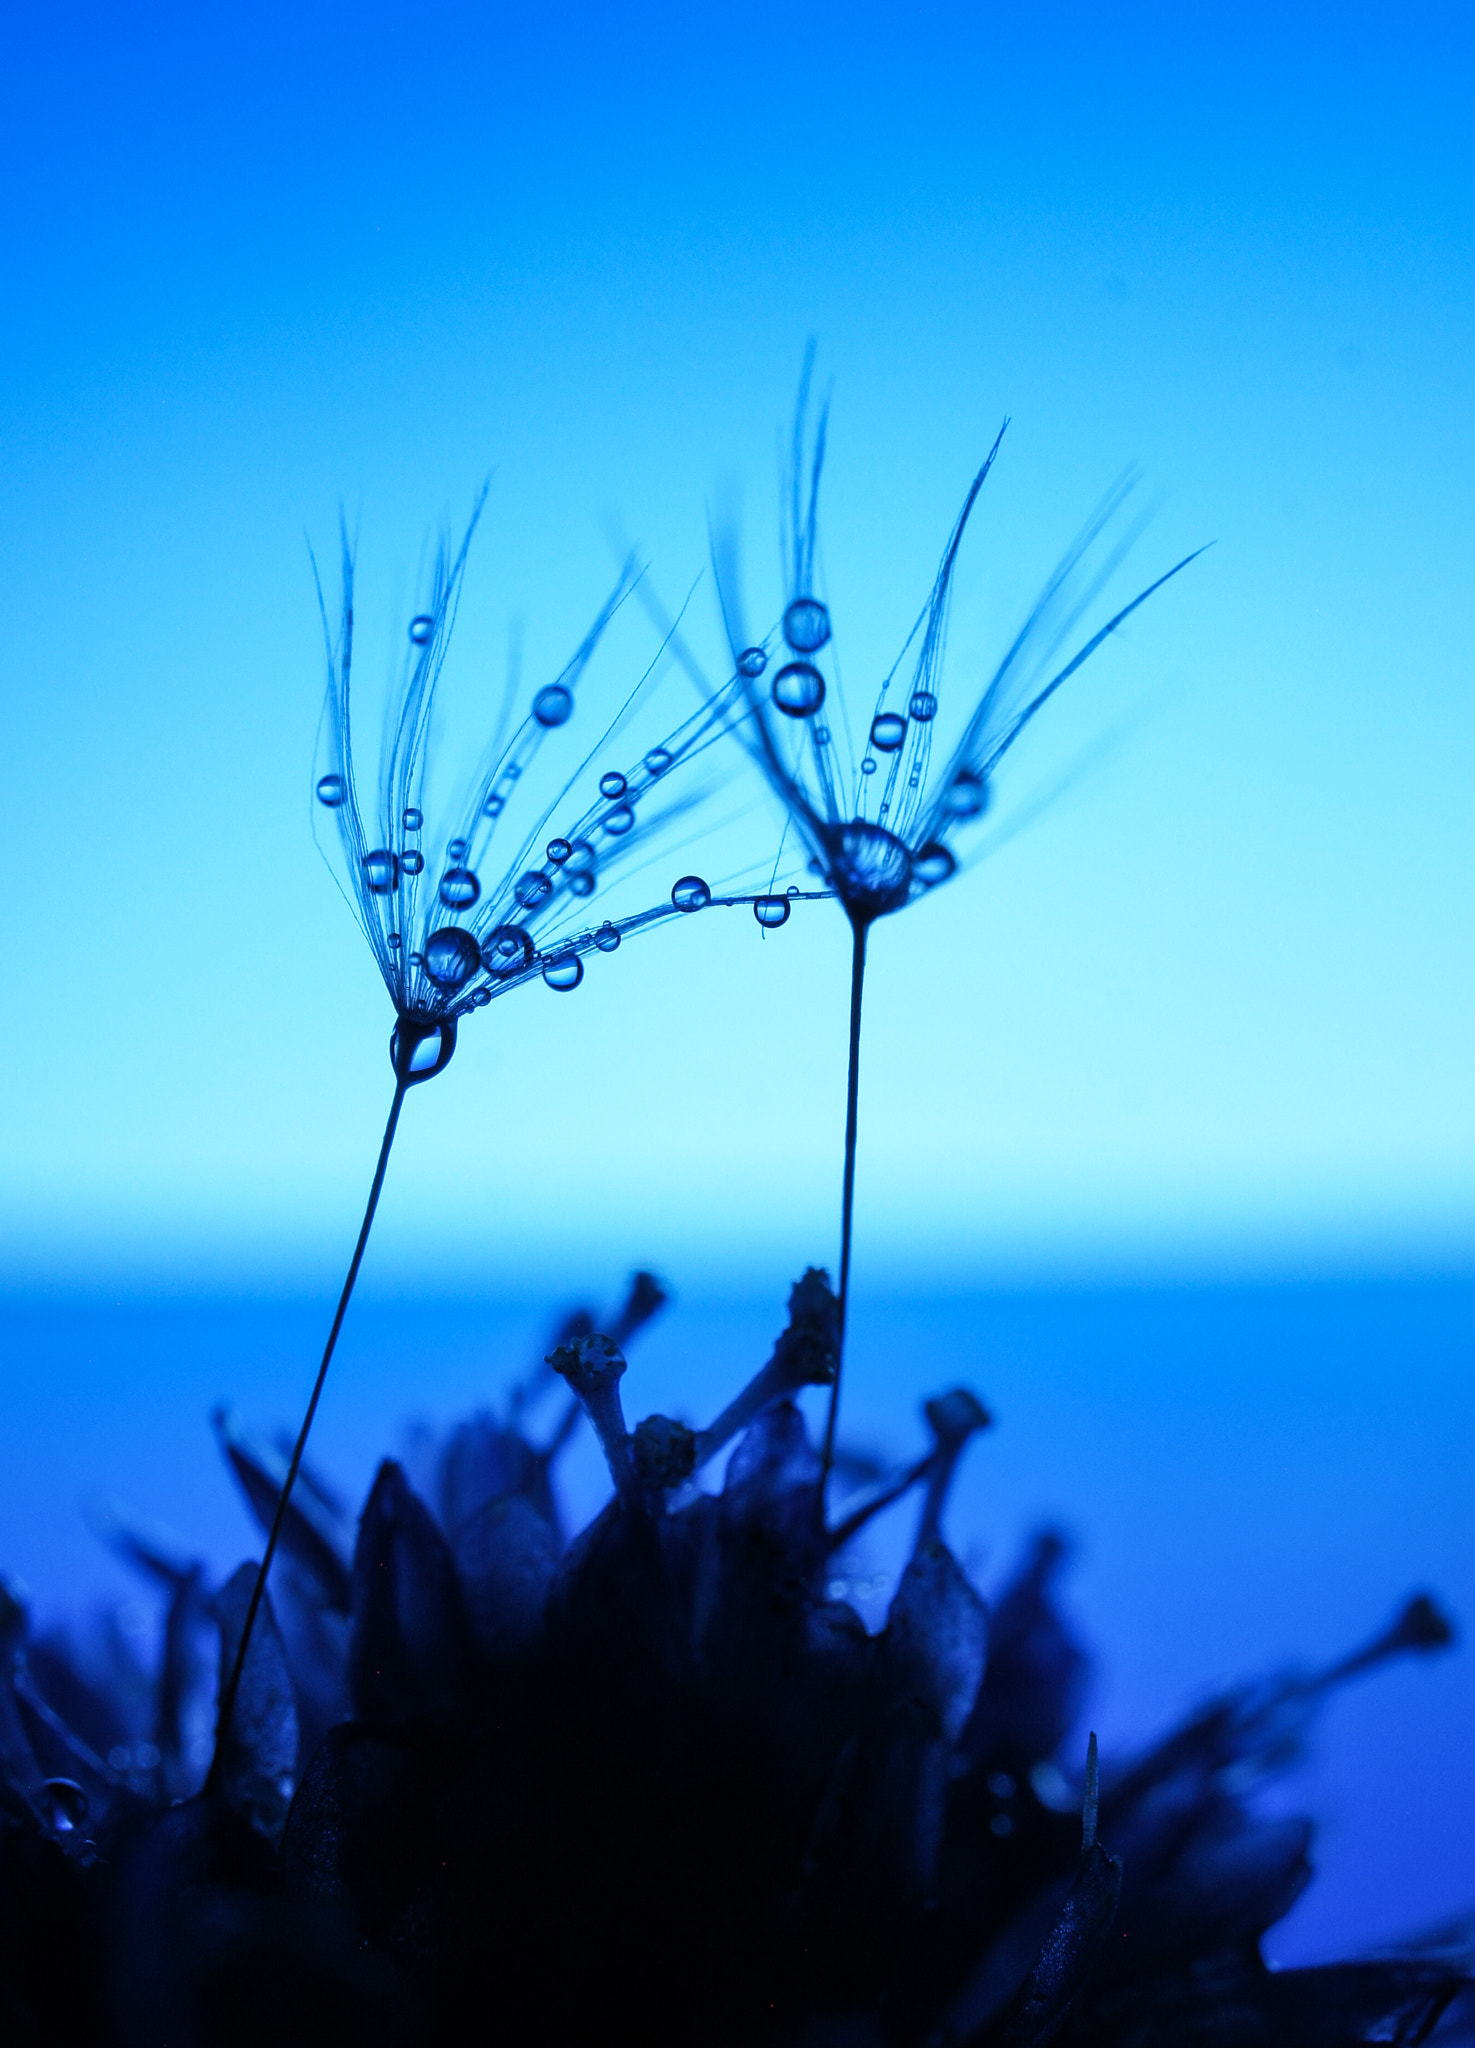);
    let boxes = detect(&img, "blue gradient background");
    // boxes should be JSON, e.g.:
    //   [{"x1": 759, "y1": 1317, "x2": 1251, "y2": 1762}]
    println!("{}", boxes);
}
[{"x1": 2, "y1": 0, "x2": 1472, "y2": 1969}]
